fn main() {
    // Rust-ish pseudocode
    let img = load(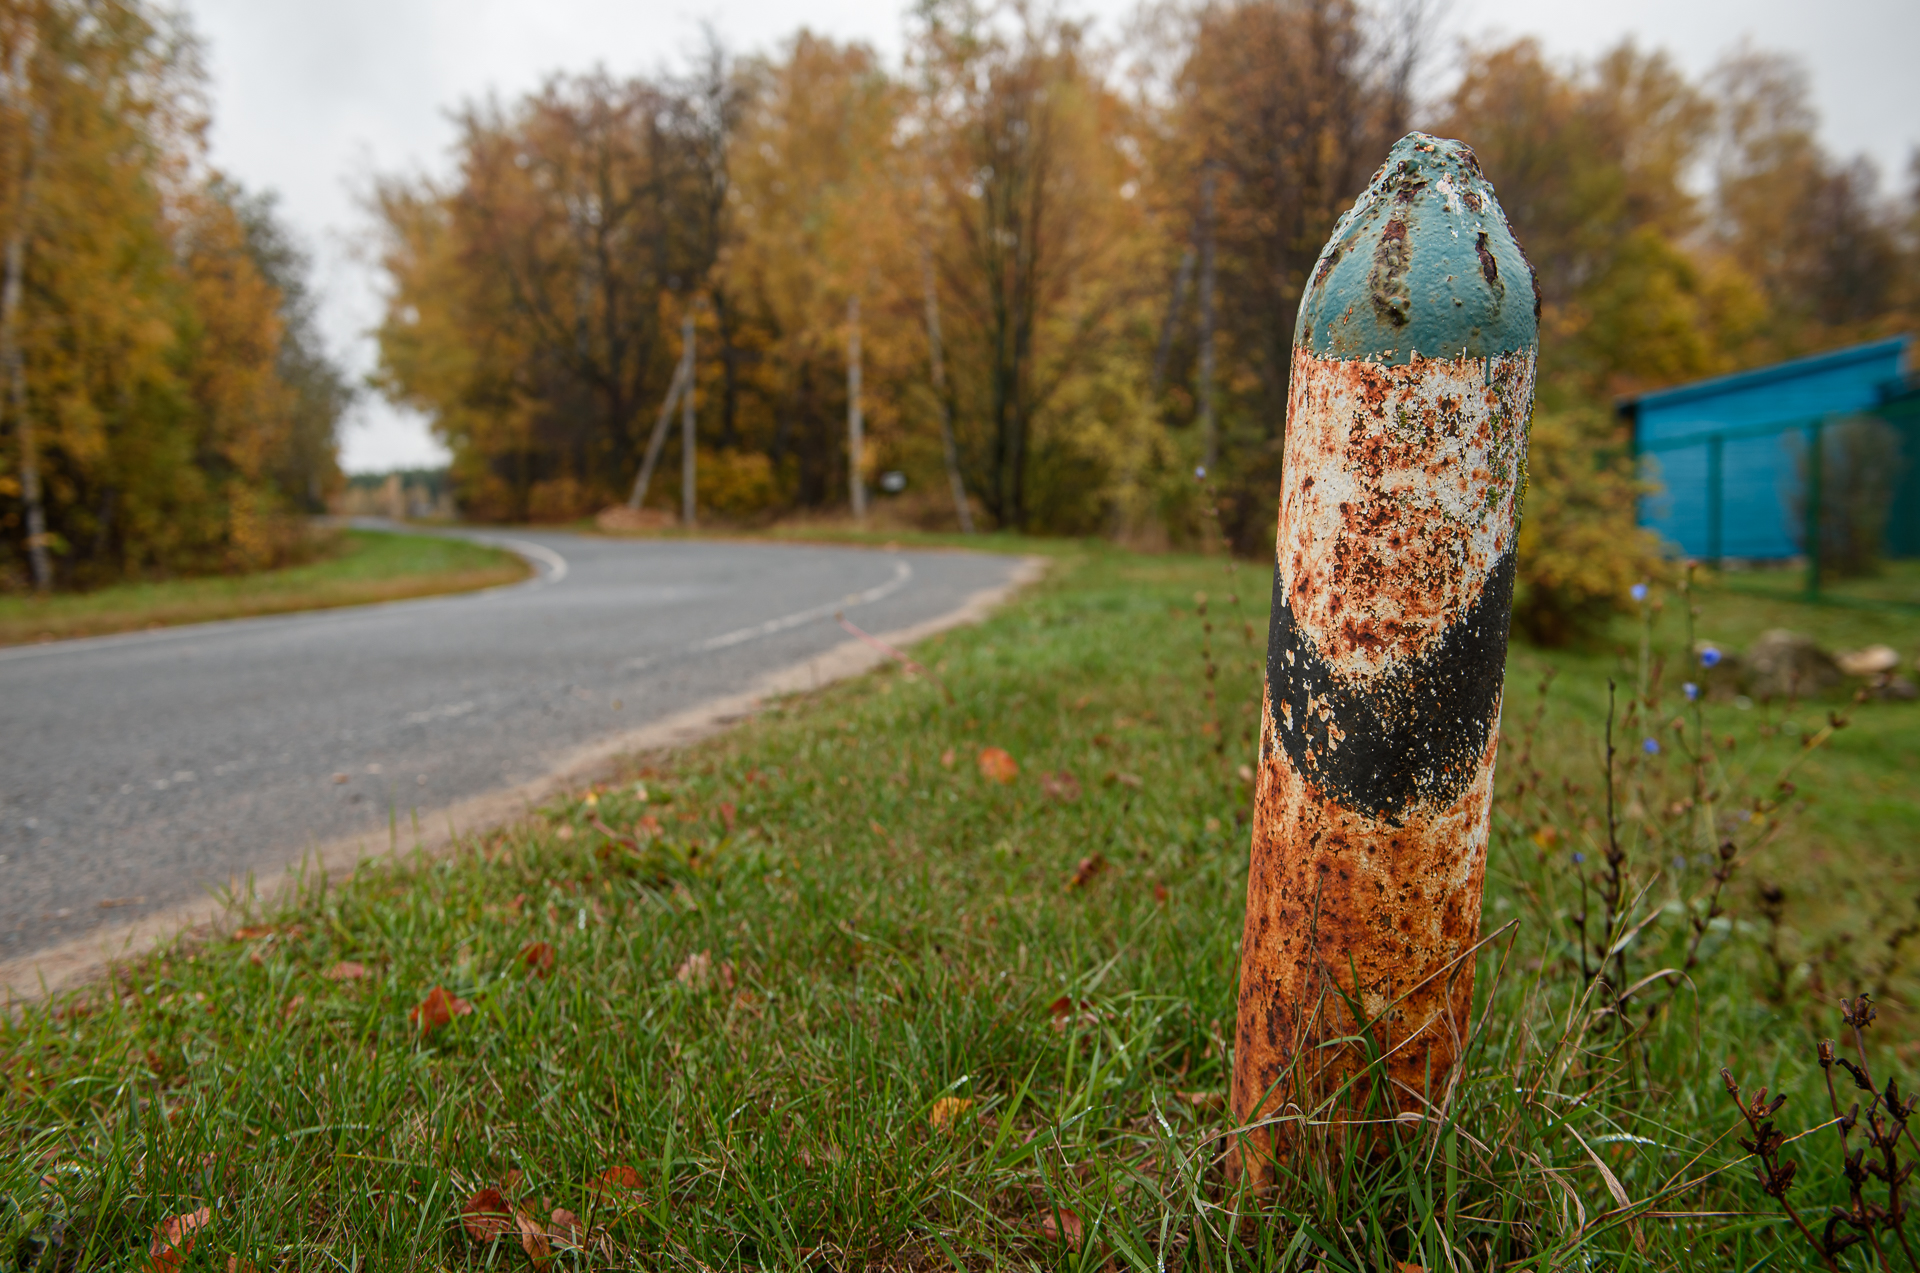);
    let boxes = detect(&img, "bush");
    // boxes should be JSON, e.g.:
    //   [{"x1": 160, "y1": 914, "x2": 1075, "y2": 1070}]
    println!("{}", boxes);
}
[{"x1": 1512, "y1": 404, "x2": 1665, "y2": 646}]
